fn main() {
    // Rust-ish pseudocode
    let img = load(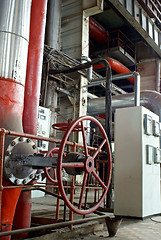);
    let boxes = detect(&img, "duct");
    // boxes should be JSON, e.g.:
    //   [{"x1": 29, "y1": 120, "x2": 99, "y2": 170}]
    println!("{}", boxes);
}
[
  {"x1": 0, "y1": 1, "x2": 32, "y2": 239},
  {"x1": 14, "y1": 0, "x2": 48, "y2": 238},
  {"x1": 87, "y1": 90, "x2": 161, "y2": 120}
]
